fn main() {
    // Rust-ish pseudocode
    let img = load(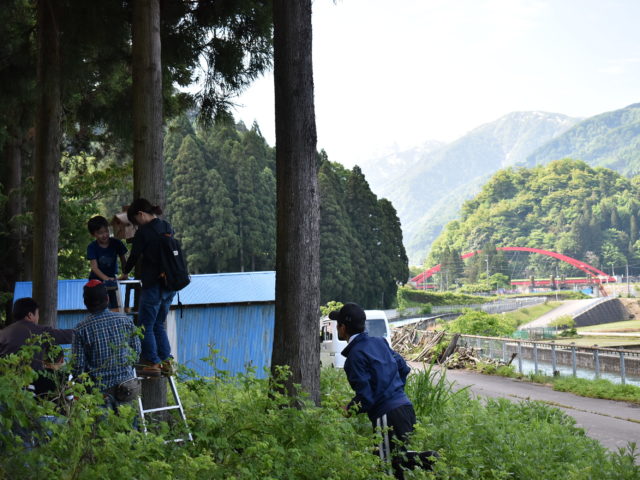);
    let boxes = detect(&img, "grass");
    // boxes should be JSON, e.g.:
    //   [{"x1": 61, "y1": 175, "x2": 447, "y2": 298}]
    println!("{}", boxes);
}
[
  {"x1": 578, "y1": 319, "x2": 640, "y2": 333},
  {"x1": 2, "y1": 352, "x2": 639, "y2": 479},
  {"x1": 553, "y1": 336, "x2": 640, "y2": 347},
  {"x1": 471, "y1": 361, "x2": 640, "y2": 405},
  {"x1": 501, "y1": 301, "x2": 562, "y2": 326}
]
